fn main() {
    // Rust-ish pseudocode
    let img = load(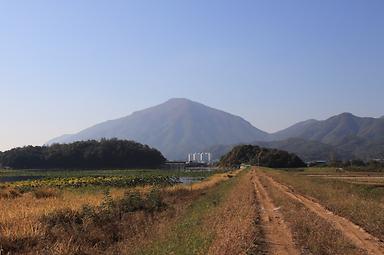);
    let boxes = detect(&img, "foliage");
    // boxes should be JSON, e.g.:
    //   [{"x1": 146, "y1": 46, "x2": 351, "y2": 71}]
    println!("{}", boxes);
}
[
  {"x1": 219, "y1": 145, "x2": 306, "y2": 168},
  {"x1": 8, "y1": 175, "x2": 179, "y2": 189},
  {"x1": 0, "y1": 139, "x2": 166, "y2": 170},
  {"x1": 327, "y1": 159, "x2": 384, "y2": 171}
]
